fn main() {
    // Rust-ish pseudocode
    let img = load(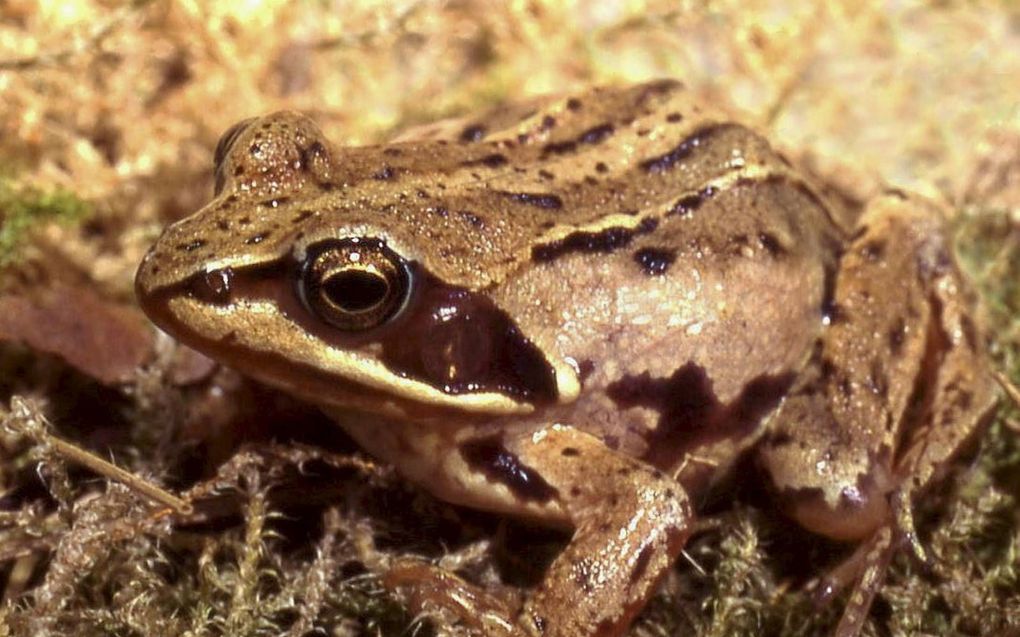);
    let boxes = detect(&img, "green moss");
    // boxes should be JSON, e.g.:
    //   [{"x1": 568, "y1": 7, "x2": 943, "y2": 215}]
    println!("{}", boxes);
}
[
  {"x1": 953, "y1": 208, "x2": 1020, "y2": 375},
  {"x1": 0, "y1": 178, "x2": 91, "y2": 266}
]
